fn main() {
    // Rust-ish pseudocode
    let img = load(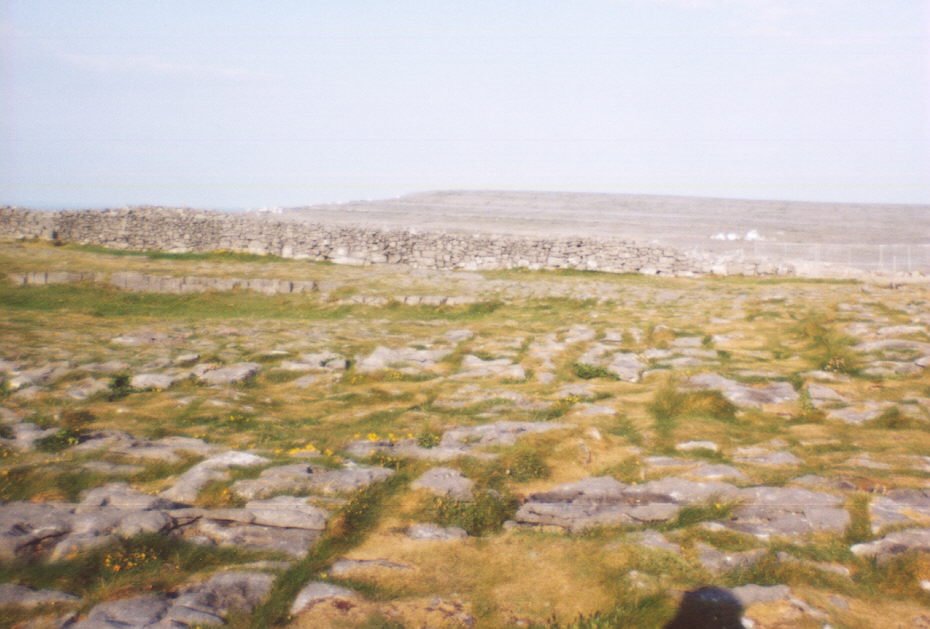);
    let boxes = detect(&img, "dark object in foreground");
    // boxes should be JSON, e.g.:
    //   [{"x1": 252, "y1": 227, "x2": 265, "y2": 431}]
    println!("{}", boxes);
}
[{"x1": 664, "y1": 586, "x2": 744, "y2": 629}]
